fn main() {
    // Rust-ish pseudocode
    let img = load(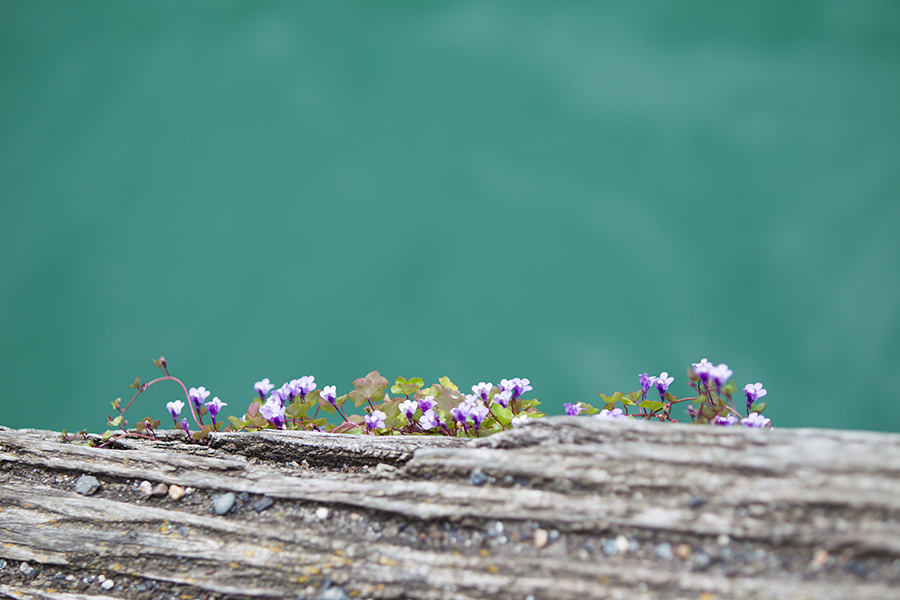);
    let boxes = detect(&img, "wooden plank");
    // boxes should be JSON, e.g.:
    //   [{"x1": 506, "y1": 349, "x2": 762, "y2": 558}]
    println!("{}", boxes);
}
[{"x1": 1, "y1": 419, "x2": 898, "y2": 599}]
